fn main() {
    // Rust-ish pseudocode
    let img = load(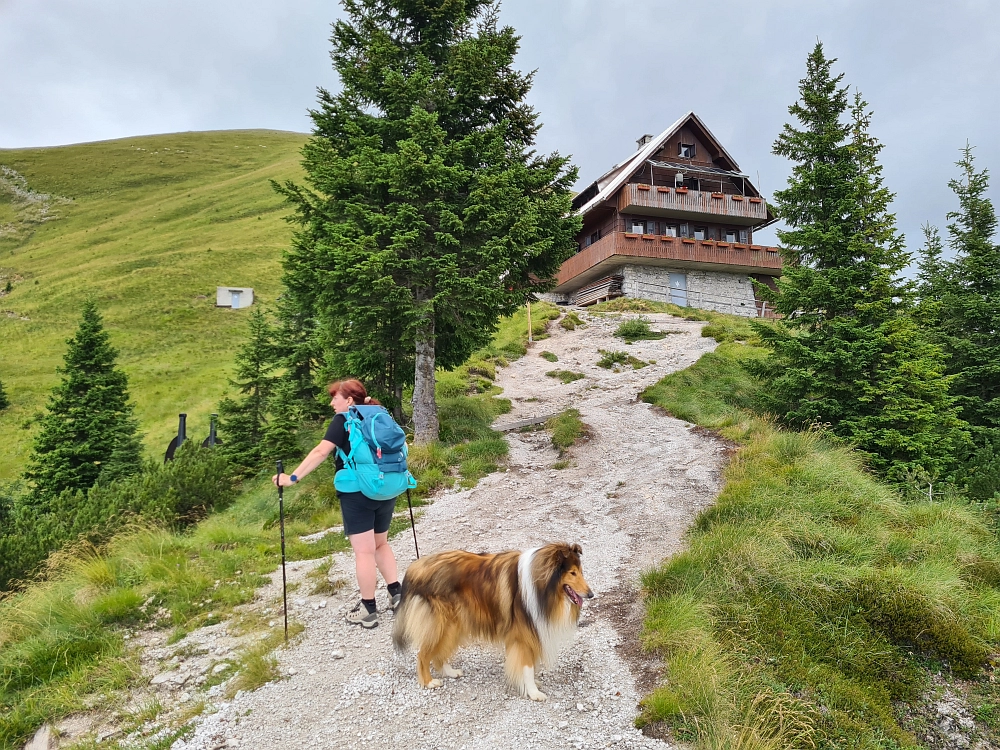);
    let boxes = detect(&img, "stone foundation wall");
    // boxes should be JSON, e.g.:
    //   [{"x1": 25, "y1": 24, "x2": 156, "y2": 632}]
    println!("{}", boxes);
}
[{"x1": 618, "y1": 264, "x2": 758, "y2": 317}]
